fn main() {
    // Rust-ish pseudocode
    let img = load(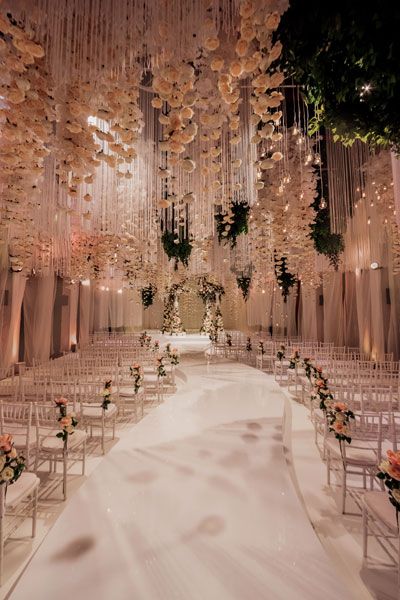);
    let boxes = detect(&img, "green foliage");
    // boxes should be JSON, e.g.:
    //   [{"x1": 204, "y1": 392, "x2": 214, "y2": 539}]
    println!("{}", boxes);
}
[
  {"x1": 215, "y1": 201, "x2": 250, "y2": 247},
  {"x1": 198, "y1": 277, "x2": 225, "y2": 304},
  {"x1": 310, "y1": 204, "x2": 344, "y2": 270},
  {"x1": 274, "y1": 256, "x2": 297, "y2": 302},
  {"x1": 141, "y1": 284, "x2": 157, "y2": 309},
  {"x1": 279, "y1": 1, "x2": 400, "y2": 151},
  {"x1": 161, "y1": 230, "x2": 192, "y2": 270},
  {"x1": 236, "y1": 275, "x2": 251, "y2": 301}
]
